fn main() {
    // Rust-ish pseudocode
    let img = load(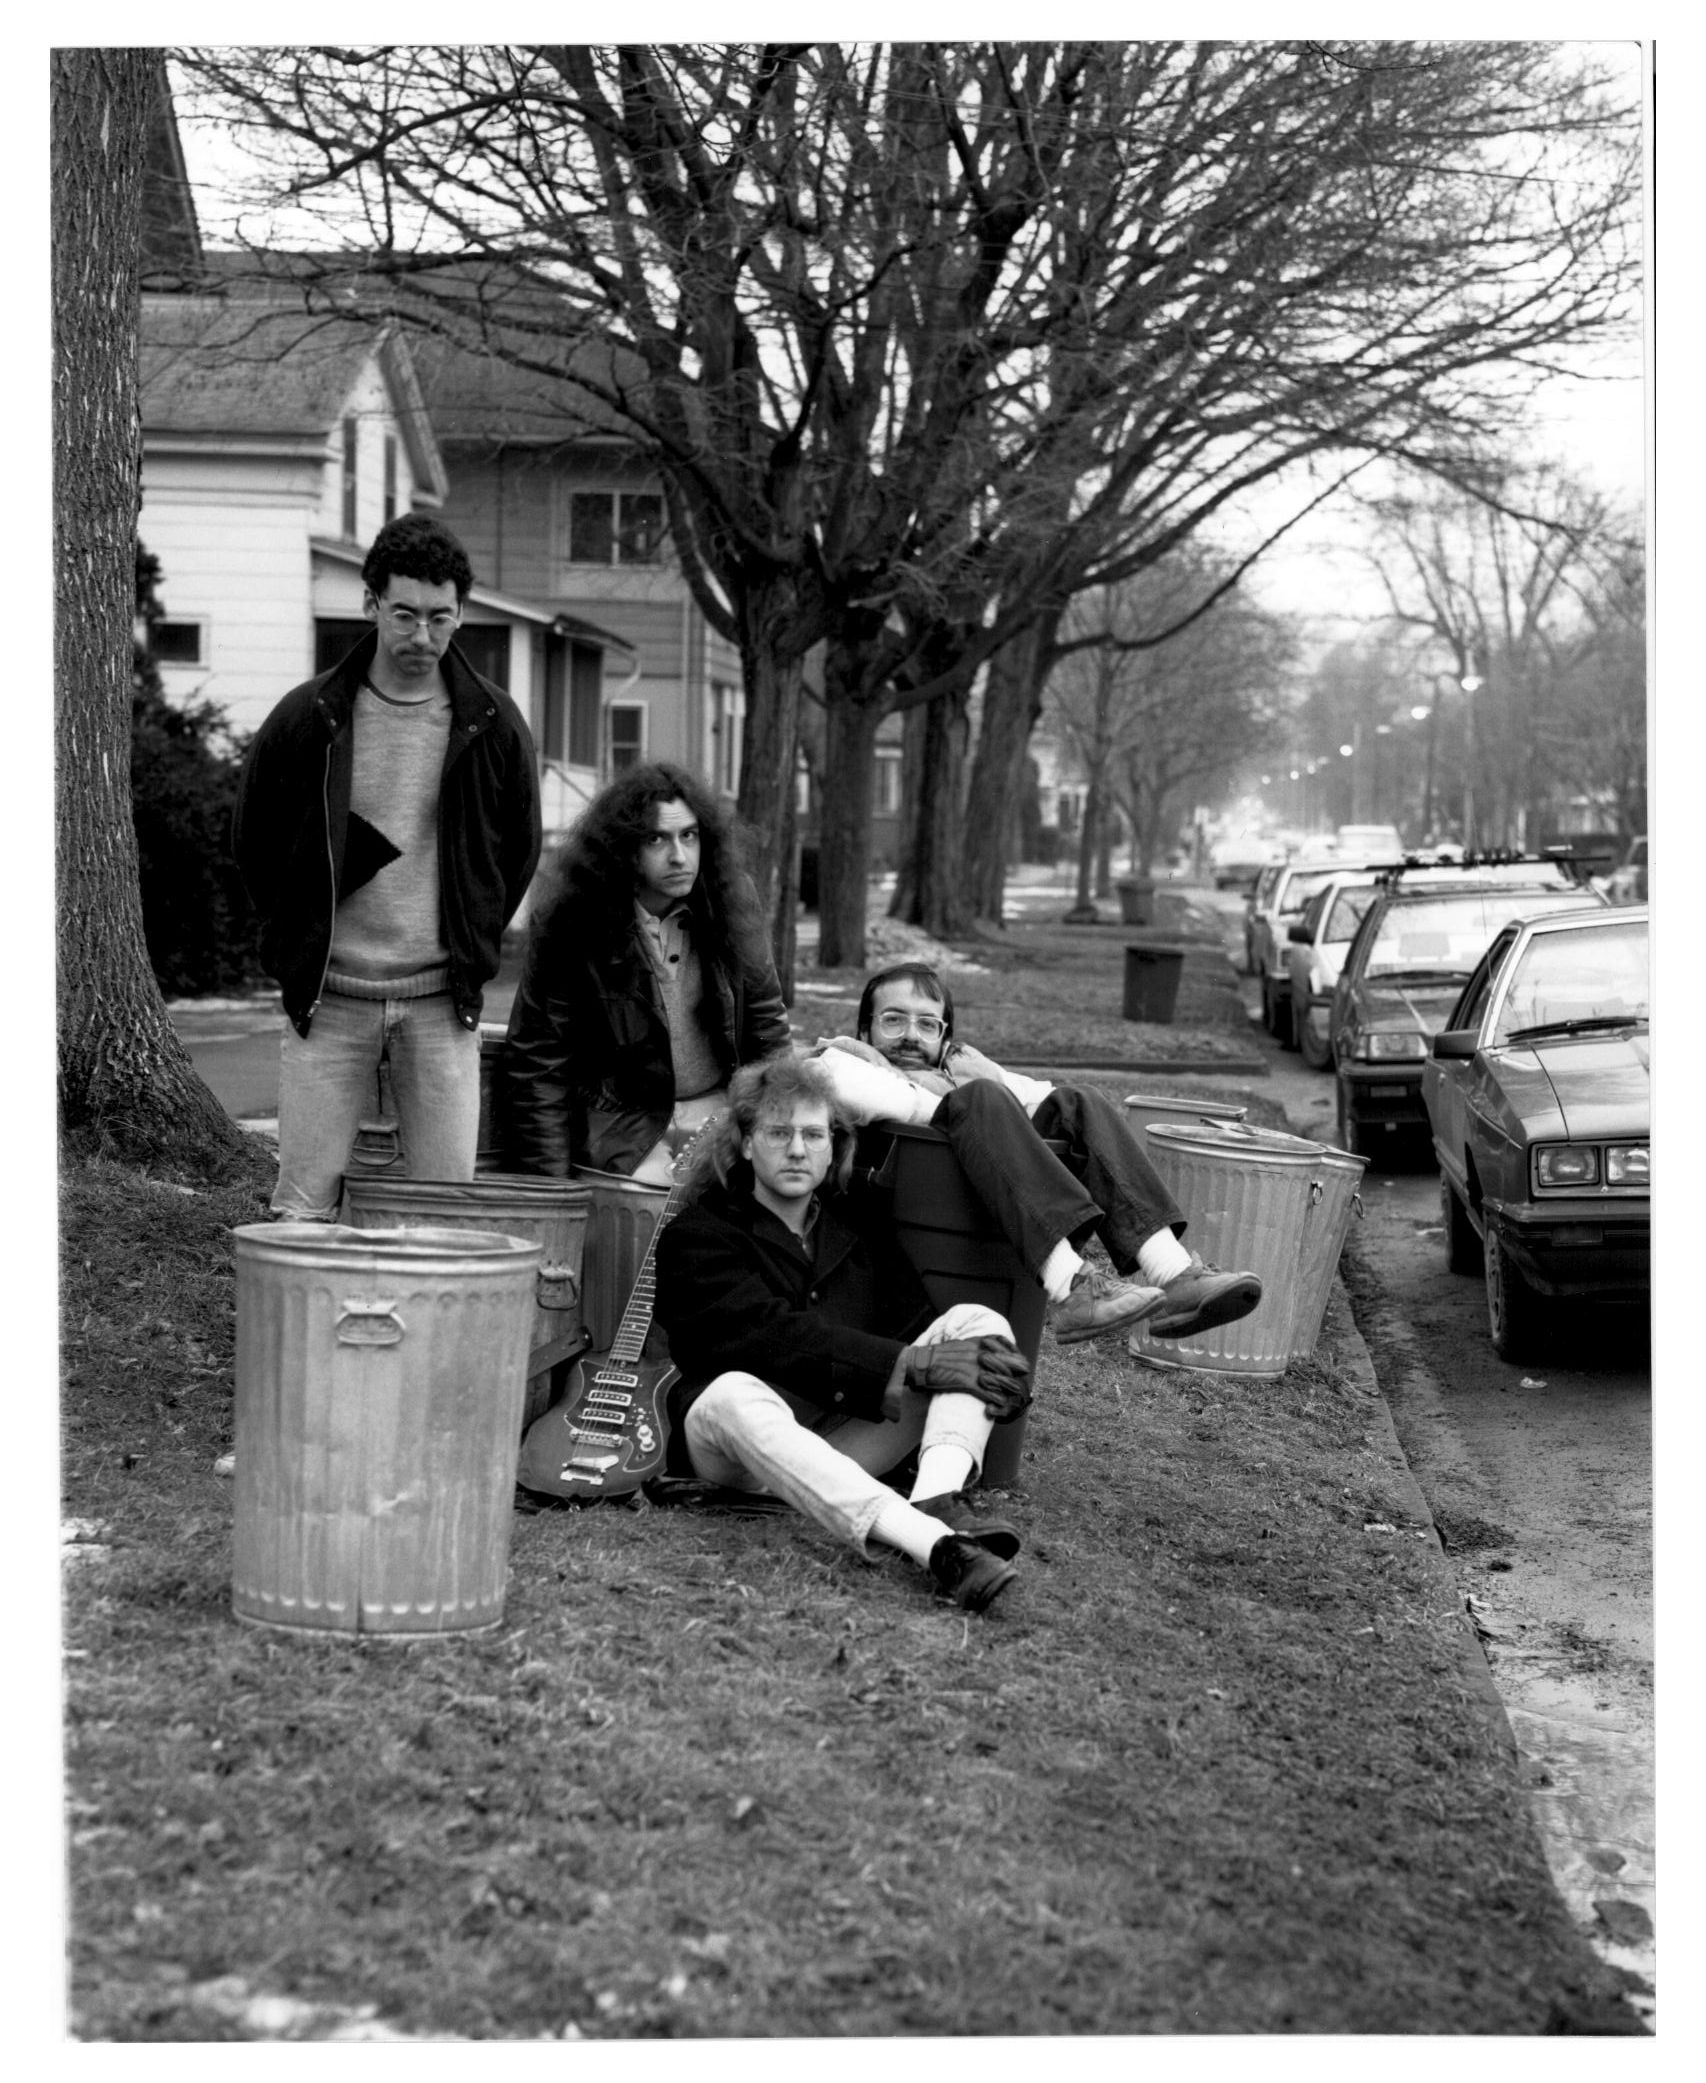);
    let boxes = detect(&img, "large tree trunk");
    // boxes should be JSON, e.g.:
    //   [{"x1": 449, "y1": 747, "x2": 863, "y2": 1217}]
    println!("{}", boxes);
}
[
  {"x1": 54, "y1": 50, "x2": 251, "y2": 1179},
  {"x1": 816, "y1": 691, "x2": 884, "y2": 972},
  {"x1": 734, "y1": 575, "x2": 806, "y2": 999},
  {"x1": 908, "y1": 688, "x2": 973, "y2": 940},
  {"x1": 963, "y1": 615, "x2": 1056, "y2": 921}
]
